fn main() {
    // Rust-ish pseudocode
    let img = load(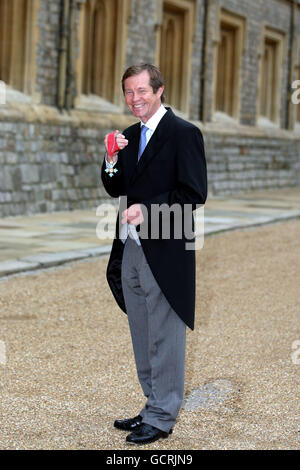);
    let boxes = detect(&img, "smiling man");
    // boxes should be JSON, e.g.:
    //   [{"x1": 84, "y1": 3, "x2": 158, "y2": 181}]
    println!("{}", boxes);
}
[
  {"x1": 101, "y1": 63, "x2": 207, "y2": 445},
  {"x1": 123, "y1": 68, "x2": 164, "y2": 121}
]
